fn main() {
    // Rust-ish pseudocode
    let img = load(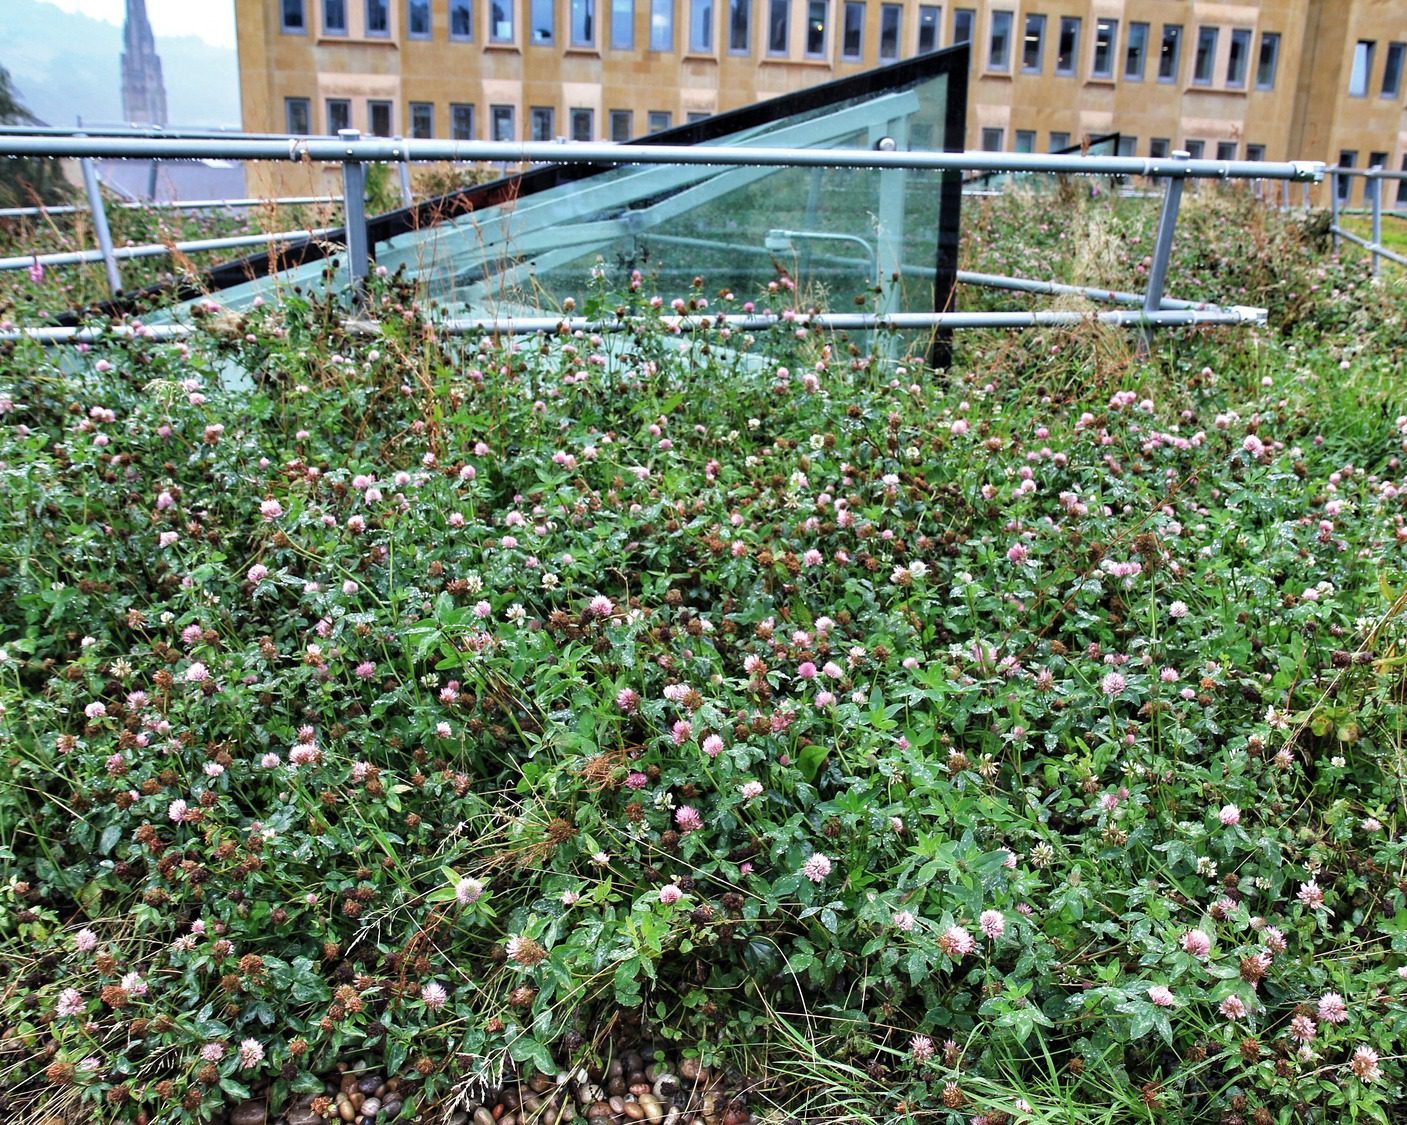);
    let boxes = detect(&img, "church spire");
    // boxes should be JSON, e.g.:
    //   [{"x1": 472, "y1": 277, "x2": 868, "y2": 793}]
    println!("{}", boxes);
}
[{"x1": 121, "y1": 0, "x2": 168, "y2": 125}]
